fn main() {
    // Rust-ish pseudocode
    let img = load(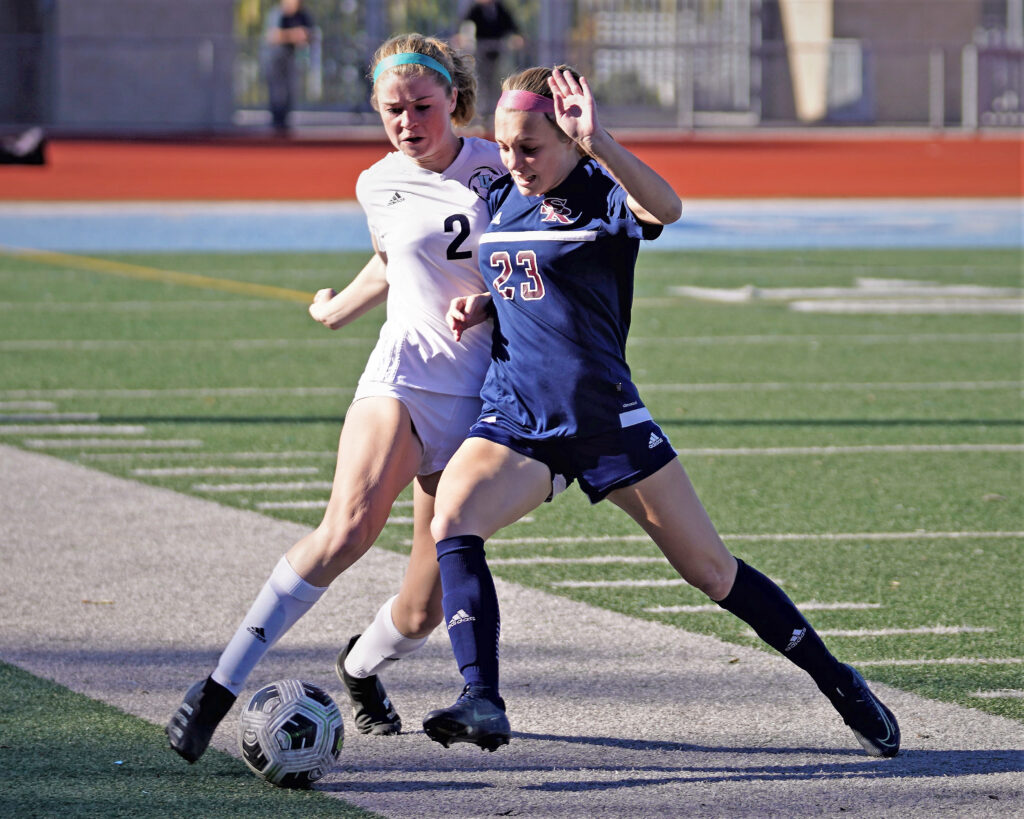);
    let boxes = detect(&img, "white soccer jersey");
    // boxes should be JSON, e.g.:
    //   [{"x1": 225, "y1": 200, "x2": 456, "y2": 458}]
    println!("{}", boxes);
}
[{"x1": 356, "y1": 136, "x2": 504, "y2": 397}]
